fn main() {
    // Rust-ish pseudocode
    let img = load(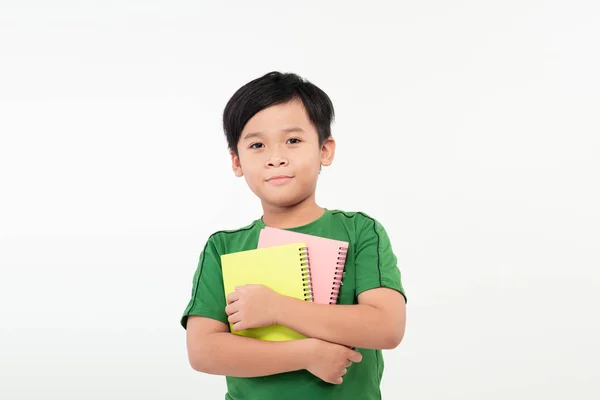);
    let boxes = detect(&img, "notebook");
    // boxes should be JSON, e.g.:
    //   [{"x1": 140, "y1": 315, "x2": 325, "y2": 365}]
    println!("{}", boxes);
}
[
  {"x1": 220, "y1": 242, "x2": 312, "y2": 341},
  {"x1": 258, "y1": 227, "x2": 349, "y2": 305}
]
